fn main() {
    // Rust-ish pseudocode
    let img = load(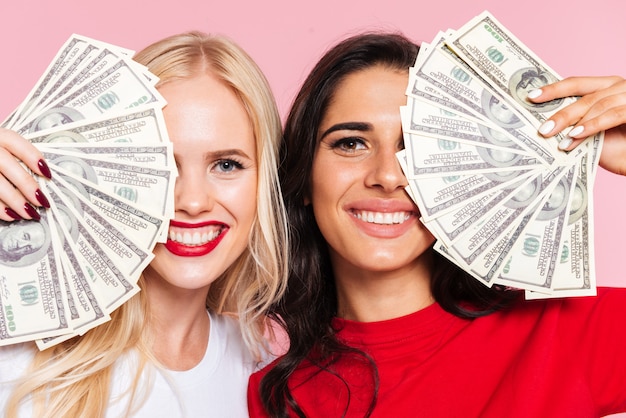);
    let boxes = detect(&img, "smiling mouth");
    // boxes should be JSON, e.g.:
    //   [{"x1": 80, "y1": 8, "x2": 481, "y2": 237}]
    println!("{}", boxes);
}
[
  {"x1": 168, "y1": 224, "x2": 225, "y2": 246},
  {"x1": 164, "y1": 223, "x2": 228, "y2": 257},
  {"x1": 351, "y1": 210, "x2": 412, "y2": 225}
]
